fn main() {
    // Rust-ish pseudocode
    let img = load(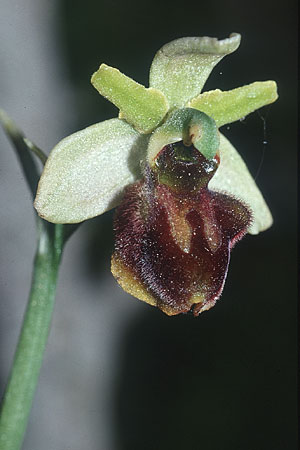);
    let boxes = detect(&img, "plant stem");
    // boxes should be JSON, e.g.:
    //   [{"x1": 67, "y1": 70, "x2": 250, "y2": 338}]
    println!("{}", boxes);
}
[{"x1": 0, "y1": 219, "x2": 64, "y2": 450}]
